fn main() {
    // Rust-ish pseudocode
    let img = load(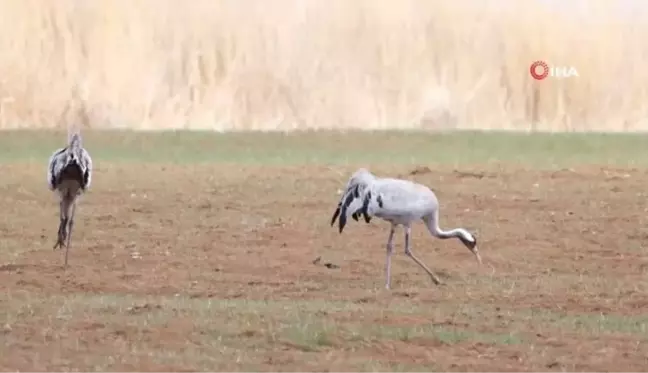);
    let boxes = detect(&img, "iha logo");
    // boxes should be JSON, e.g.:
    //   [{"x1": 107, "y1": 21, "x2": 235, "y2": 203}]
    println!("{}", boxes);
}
[{"x1": 529, "y1": 60, "x2": 579, "y2": 80}]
